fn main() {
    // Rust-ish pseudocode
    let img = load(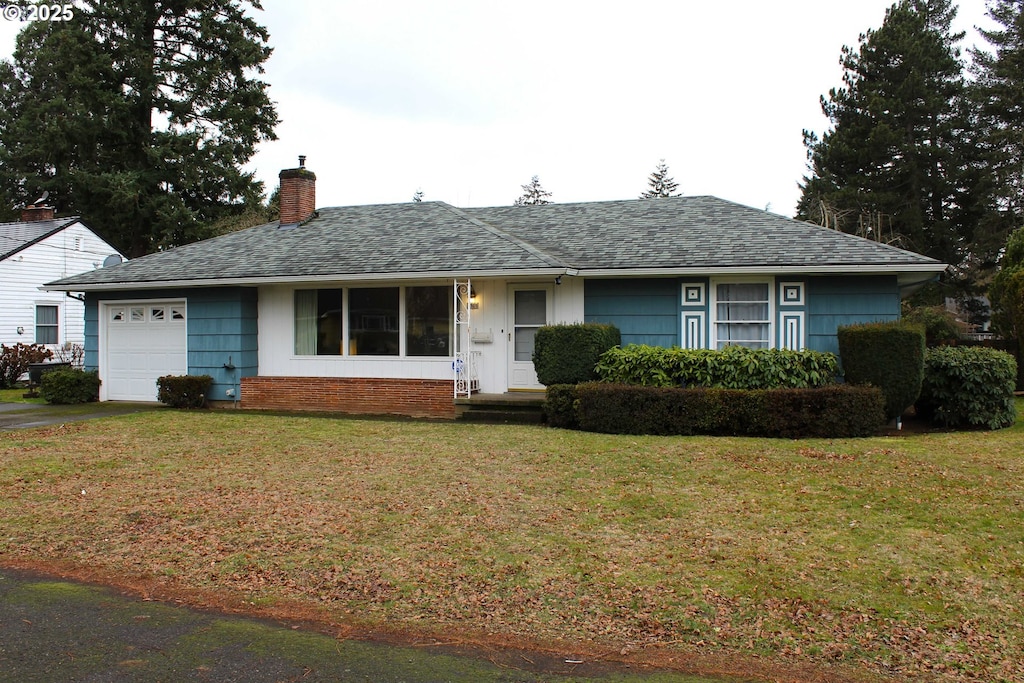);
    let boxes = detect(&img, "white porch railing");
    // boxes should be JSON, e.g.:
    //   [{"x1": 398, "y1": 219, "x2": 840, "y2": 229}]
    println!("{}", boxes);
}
[{"x1": 454, "y1": 279, "x2": 480, "y2": 397}]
